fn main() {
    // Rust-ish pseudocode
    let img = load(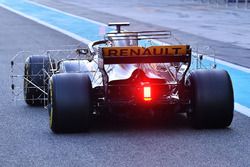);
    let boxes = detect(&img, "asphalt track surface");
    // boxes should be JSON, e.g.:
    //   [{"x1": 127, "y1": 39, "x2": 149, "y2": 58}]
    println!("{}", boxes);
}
[
  {"x1": 0, "y1": 4, "x2": 250, "y2": 167},
  {"x1": 32, "y1": 0, "x2": 250, "y2": 68},
  {"x1": 1, "y1": 0, "x2": 250, "y2": 112}
]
